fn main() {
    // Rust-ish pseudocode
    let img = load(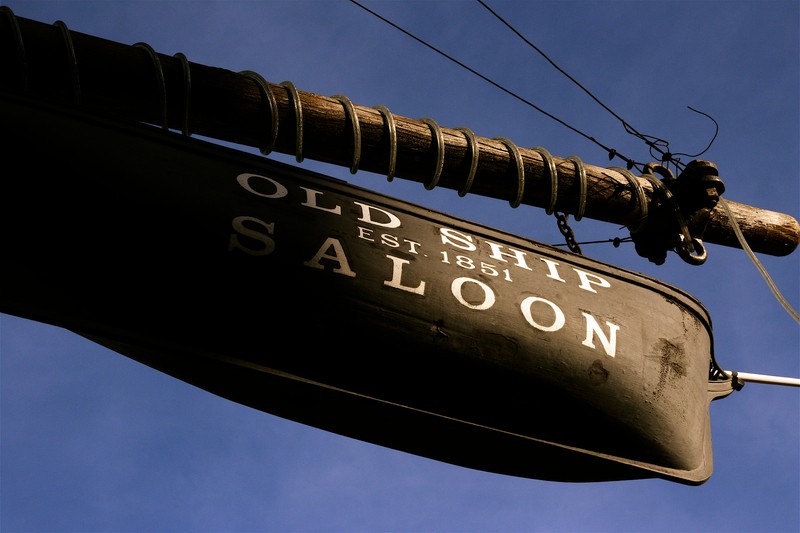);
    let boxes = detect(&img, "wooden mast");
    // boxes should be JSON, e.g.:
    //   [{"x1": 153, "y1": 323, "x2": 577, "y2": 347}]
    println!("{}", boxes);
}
[{"x1": 1, "y1": 11, "x2": 798, "y2": 257}]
